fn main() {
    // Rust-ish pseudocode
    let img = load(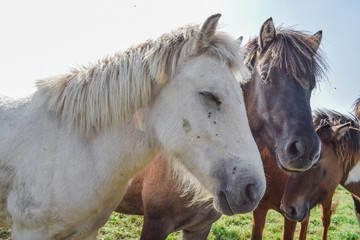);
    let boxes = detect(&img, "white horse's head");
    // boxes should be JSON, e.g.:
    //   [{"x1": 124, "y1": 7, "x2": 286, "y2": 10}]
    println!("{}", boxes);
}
[
  {"x1": 36, "y1": 14, "x2": 265, "y2": 215},
  {"x1": 148, "y1": 14, "x2": 266, "y2": 215}
]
